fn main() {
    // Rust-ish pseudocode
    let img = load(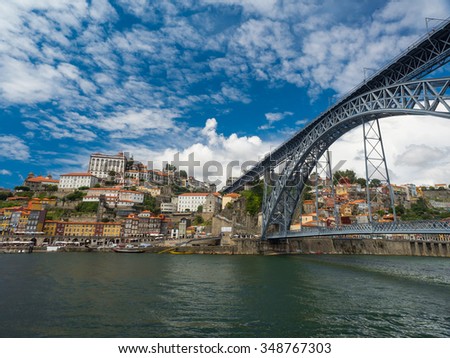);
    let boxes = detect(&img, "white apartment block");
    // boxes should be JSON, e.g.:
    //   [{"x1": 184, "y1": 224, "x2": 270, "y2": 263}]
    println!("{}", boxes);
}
[
  {"x1": 88, "y1": 152, "x2": 127, "y2": 181},
  {"x1": 177, "y1": 193, "x2": 221, "y2": 212},
  {"x1": 58, "y1": 173, "x2": 99, "y2": 190}
]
